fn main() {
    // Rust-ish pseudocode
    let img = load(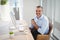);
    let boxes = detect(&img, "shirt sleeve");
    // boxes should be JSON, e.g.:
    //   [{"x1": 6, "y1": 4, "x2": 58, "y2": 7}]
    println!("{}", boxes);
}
[
  {"x1": 29, "y1": 17, "x2": 36, "y2": 29},
  {"x1": 37, "y1": 19, "x2": 49, "y2": 34}
]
